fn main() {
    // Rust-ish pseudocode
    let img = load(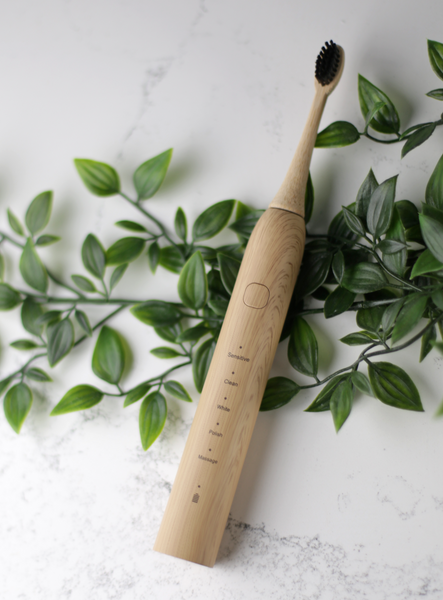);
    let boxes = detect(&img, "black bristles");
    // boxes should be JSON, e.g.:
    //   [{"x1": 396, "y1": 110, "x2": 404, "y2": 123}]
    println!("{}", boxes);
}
[{"x1": 315, "y1": 40, "x2": 340, "y2": 86}]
